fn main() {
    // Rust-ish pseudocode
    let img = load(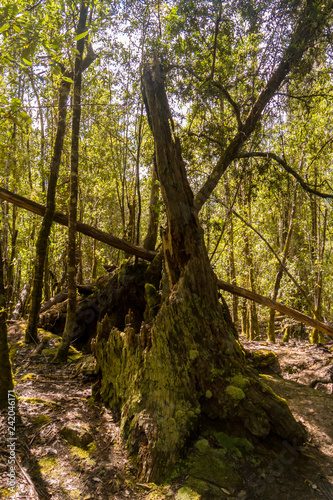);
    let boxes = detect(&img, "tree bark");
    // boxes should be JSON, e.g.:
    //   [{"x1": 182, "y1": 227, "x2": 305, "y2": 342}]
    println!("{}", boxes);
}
[
  {"x1": 0, "y1": 231, "x2": 14, "y2": 408},
  {"x1": 143, "y1": 163, "x2": 160, "y2": 251},
  {"x1": 267, "y1": 190, "x2": 296, "y2": 342},
  {"x1": 93, "y1": 60, "x2": 306, "y2": 481},
  {"x1": 53, "y1": 1, "x2": 88, "y2": 363}
]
